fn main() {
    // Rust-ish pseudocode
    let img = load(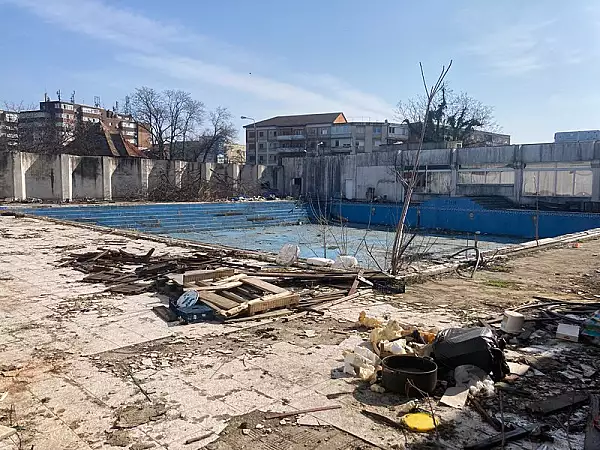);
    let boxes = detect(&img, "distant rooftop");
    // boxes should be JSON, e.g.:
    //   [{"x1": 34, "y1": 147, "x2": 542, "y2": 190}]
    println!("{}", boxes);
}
[{"x1": 246, "y1": 112, "x2": 347, "y2": 128}]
